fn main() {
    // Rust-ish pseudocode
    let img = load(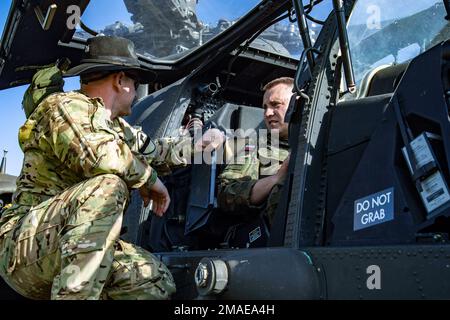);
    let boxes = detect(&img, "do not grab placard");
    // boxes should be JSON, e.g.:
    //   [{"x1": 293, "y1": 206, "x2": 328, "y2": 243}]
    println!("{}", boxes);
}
[{"x1": 354, "y1": 188, "x2": 394, "y2": 231}]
